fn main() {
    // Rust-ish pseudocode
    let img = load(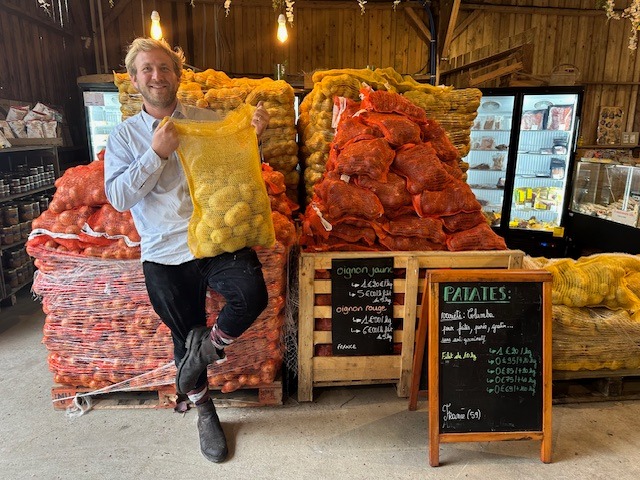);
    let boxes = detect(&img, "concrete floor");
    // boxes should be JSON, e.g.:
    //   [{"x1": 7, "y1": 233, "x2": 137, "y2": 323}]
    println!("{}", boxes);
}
[{"x1": 2, "y1": 288, "x2": 640, "y2": 480}]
